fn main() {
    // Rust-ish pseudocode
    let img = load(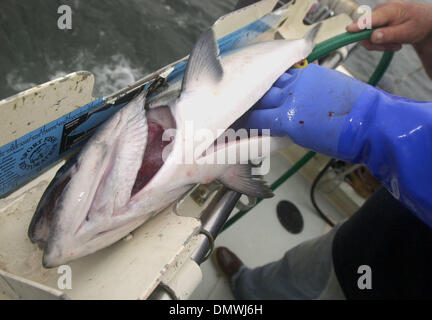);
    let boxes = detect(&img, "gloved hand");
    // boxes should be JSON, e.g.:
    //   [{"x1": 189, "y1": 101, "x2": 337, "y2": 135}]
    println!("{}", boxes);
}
[
  {"x1": 234, "y1": 64, "x2": 368, "y2": 159},
  {"x1": 236, "y1": 63, "x2": 432, "y2": 229}
]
